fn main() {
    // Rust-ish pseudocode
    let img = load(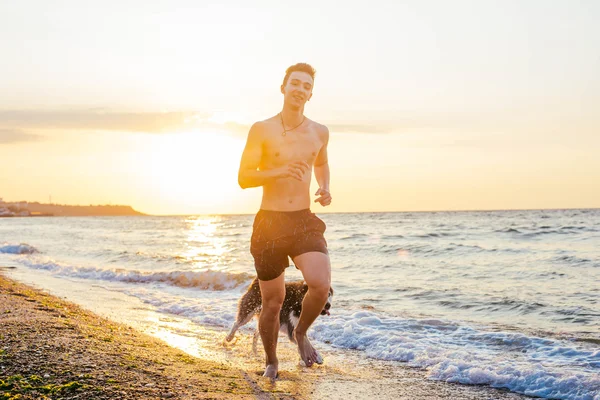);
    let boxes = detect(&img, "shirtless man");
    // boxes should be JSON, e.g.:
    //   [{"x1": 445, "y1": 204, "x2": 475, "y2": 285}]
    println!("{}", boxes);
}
[{"x1": 238, "y1": 63, "x2": 332, "y2": 380}]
